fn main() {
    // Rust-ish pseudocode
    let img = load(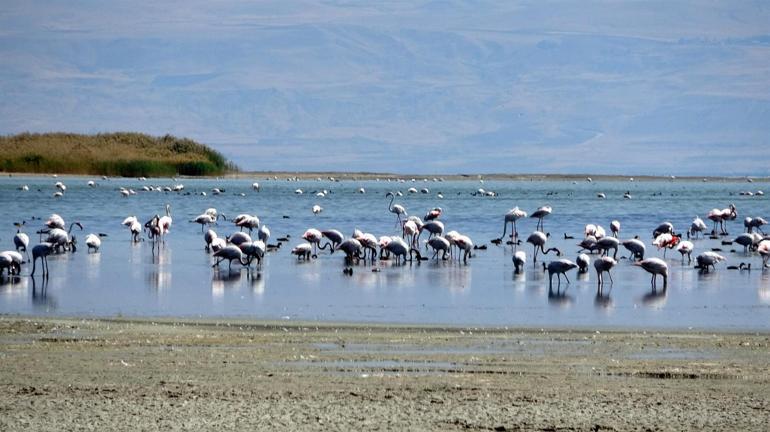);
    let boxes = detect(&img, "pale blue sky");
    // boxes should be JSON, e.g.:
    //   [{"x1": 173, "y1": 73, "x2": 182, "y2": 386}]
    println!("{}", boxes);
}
[{"x1": 1, "y1": 1, "x2": 769, "y2": 175}]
